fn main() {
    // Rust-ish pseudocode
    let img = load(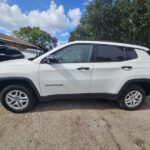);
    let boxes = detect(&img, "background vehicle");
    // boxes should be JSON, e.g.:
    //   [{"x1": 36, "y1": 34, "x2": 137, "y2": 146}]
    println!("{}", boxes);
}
[
  {"x1": 0, "y1": 41, "x2": 150, "y2": 113},
  {"x1": 22, "y1": 48, "x2": 43, "y2": 60},
  {"x1": 0, "y1": 45, "x2": 25, "y2": 62}
]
